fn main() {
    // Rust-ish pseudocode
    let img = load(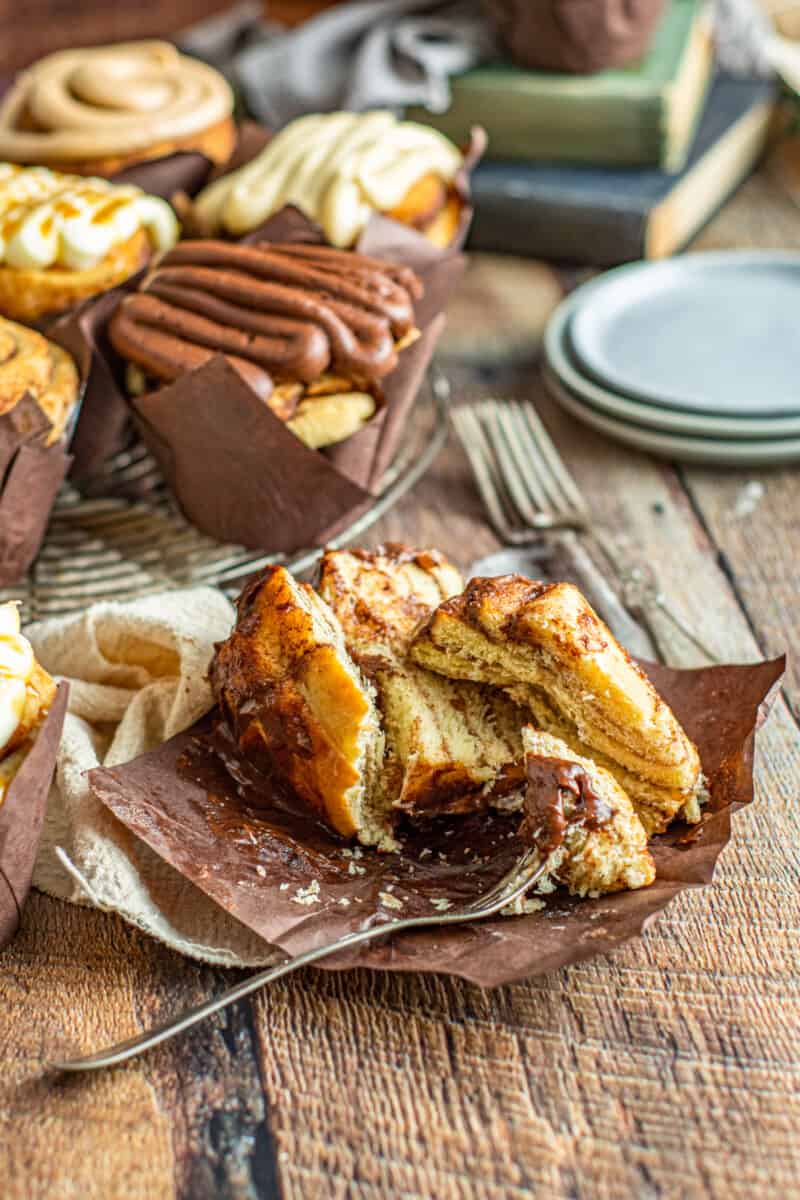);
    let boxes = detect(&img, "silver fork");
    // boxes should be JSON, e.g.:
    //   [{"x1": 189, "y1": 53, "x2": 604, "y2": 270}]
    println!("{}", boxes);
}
[
  {"x1": 51, "y1": 846, "x2": 546, "y2": 1073},
  {"x1": 452, "y1": 398, "x2": 720, "y2": 664}
]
